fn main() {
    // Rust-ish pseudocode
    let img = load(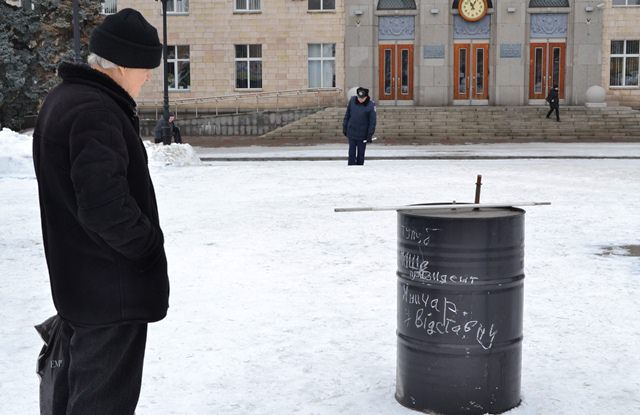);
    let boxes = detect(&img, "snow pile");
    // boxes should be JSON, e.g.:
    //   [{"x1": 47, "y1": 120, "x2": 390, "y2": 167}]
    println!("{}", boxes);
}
[
  {"x1": 0, "y1": 129, "x2": 201, "y2": 178},
  {"x1": 0, "y1": 128, "x2": 34, "y2": 178},
  {"x1": 143, "y1": 141, "x2": 202, "y2": 167}
]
